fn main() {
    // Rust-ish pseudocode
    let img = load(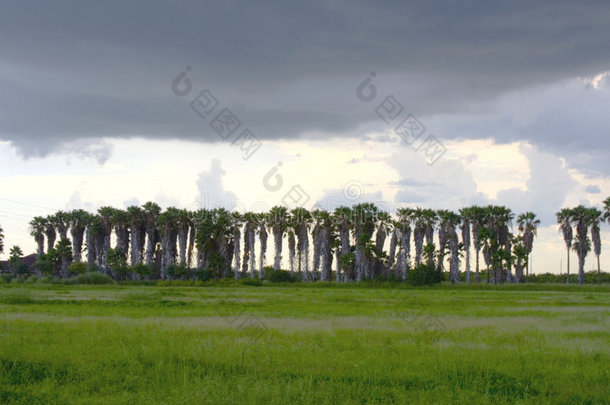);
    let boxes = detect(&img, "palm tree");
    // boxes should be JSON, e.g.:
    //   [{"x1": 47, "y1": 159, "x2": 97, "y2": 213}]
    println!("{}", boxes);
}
[
  {"x1": 374, "y1": 211, "x2": 392, "y2": 278},
  {"x1": 311, "y1": 209, "x2": 324, "y2": 280},
  {"x1": 396, "y1": 208, "x2": 413, "y2": 280},
  {"x1": 142, "y1": 201, "x2": 161, "y2": 266},
  {"x1": 517, "y1": 212, "x2": 540, "y2": 276},
  {"x1": 469, "y1": 206, "x2": 485, "y2": 283},
  {"x1": 479, "y1": 227, "x2": 494, "y2": 284},
  {"x1": 29, "y1": 216, "x2": 47, "y2": 256},
  {"x1": 69, "y1": 209, "x2": 89, "y2": 263},
  {"x1": 436, "y1": 209, "x2": 453, "y2": 272},
  {"x1": 443, "y1": 211, "x2": 461, "y2": 283},
  {"x1": 230, "y1": 212, "x2": 243, "y2": 279},
  {"x1": 458, "y1": 208, "x2": 472, "y2": 283},
  {"x1": 412, "y1": 208, "x2": 426, "y2": 265},
  {"x1": 176, "y1": 209, "x2": 191, "y2": 266},
  {"x1": 54, "y1": 211, "x2": 70, "y2": 240},
  {"x1": 127, "y1": 206, "x2": 145, "y2": 266},
  {"x1": 332, "y1": 206, "x2": 352, "y2": 281},
  {"x1": 556, "y1": 208, "x2": 573, "y2": 284},
  {"x1": 569, "y1": 205, "x2": 590, "y2": 285},
  {"x1": 157, "y1": 207, "x2": 180, "y2": 279},
  {"x1": 9, "y1": 245, "x2": 23, "y2": 274},
  {"x1": 97, "y1": 206, "x2": 115, "y2": 274},
  {"x1": 269, "y1": 206, "x2": 289, "y2": 270},
  {"x1": 317, "y1": 210, "x2": 334, "y2": 281},
  {"x1": 386, "y1": 220, "x2": 399, "y2": 277},
  {"x1": 55, "y1": 238, "x2": 72, "y2": 278},
  {"x1": 587, "y1": 207, "x2": 603, "y2": 285},
  {"x1": 257, "y1": 212, "x2": 268, "y2": 280},
  {"x1": 242, "y1": 212, "x2": 258, "y2": 278},
  {"x1": 112, "y1": 208, "x2": 130, "y2": 260},
  {"x1": 44, "y1": 215, "x2": 57, "y2": 253},
  {"x1": 351, "y1": 203, "x2": 378, "y2": 281},
  {"x1": 512, "y1": 235, "x2": 528, "y2": 282},
  {"x1": 85, "y1": 215, "x2": 102, "y2": 268},
  {"x1": 291, "y1": 207, "x2": 312, "y2": 281},
  {"x1": 422, "y1": 209, "x2": 436, "y2": 245}
]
